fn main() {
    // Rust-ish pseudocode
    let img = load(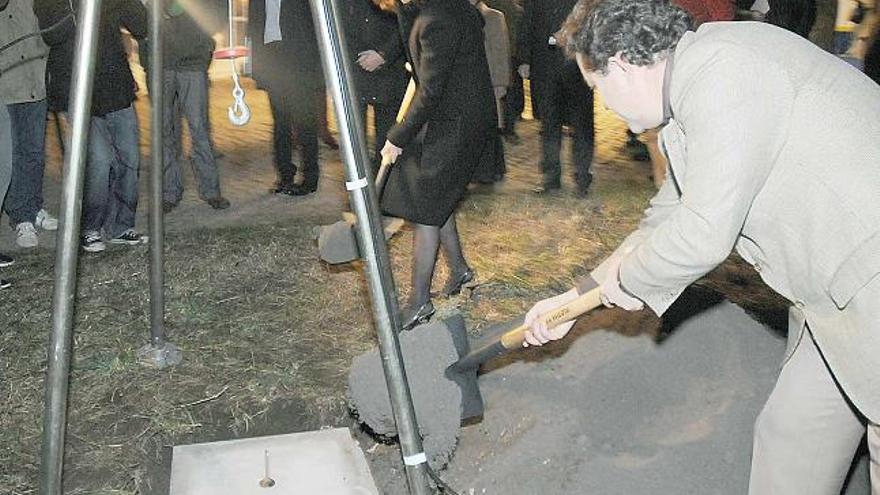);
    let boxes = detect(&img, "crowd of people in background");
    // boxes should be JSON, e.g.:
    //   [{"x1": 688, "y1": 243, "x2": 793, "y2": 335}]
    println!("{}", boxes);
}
[{"x1": 1, "y1": 0, "x2": 879, "y2": 293}]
